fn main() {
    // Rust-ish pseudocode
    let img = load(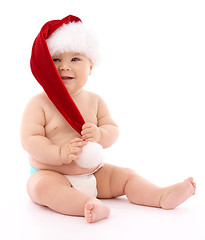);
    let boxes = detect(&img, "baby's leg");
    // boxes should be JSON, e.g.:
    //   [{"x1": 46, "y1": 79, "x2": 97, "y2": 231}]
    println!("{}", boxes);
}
[
  {"x1": 95, "y1": 164, "x2": 163, "y2": 207},
  {"x1": 27, "y1": 170, "x2": 110, "y2": 222},
  {"x1": 95, "y1": 164, "x2": 196, "y2": 209}
]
